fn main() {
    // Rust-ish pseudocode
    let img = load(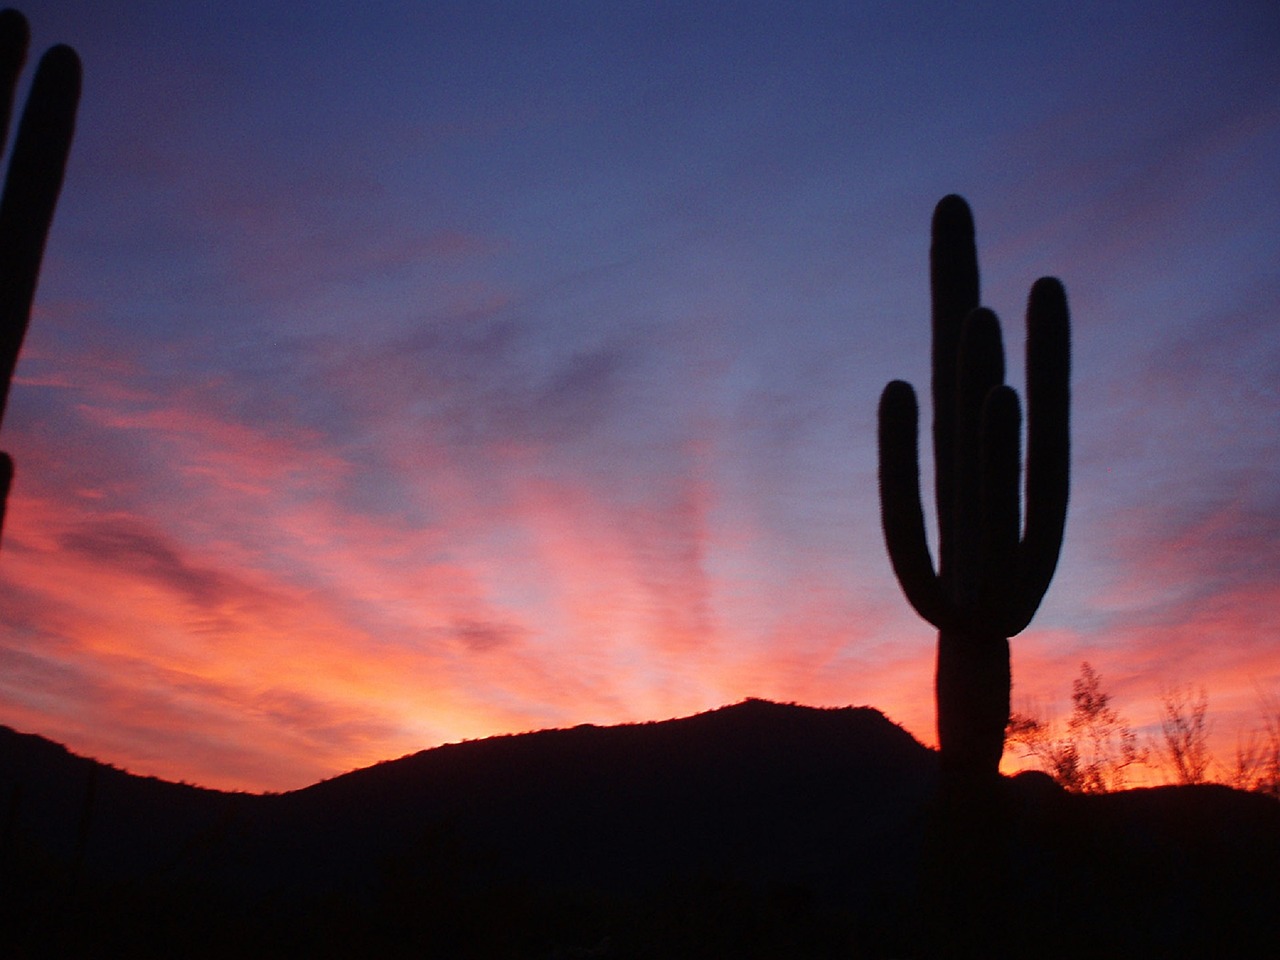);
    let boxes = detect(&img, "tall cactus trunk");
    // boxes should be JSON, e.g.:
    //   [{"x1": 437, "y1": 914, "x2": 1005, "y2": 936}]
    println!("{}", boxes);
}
[
  {"x1": 878, "y1": 194, "x2": 1069, "y2": 788},
  {"x1": 877, "y1": 195, "x2": 1070, "y2": 955},
  {"x1": 936, "y1": 627, "x2": 1010, "y2": 793}
]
